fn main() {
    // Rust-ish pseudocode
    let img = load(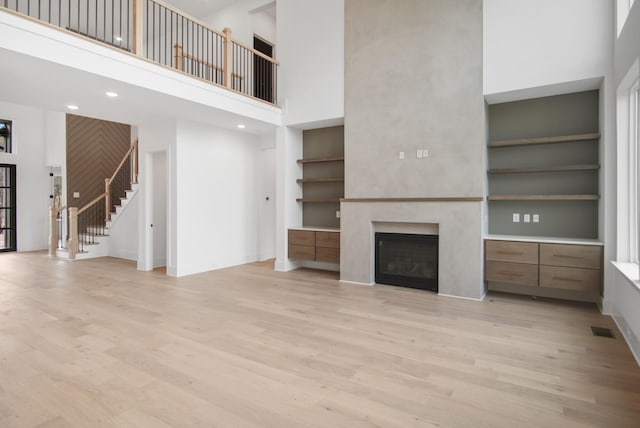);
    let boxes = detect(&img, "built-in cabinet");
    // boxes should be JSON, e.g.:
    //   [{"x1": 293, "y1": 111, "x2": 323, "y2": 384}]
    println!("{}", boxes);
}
[
  {"x1": 485, "y1": 90, "x2": 604, "y2": 300},
  {"x1": 289, "y1": 126, "x2": 343, "y2": 269},
  {"x1": 485, "y1": 239, "x2": 602, "y2": 295},
  {"x1": 288, "y1": 228, "x2": 340, "y2": 264}
]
